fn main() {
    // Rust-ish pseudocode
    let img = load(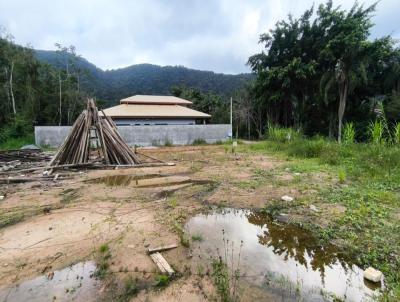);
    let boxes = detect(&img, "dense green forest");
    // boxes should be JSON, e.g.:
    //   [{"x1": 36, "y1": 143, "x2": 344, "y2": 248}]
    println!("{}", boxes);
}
[
  {"x1": 246, "y1": 0, "x2": 400, "y2": 141},
  {"x1": 34, "y1": 49, "x2": 252, "y2": 103}
]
